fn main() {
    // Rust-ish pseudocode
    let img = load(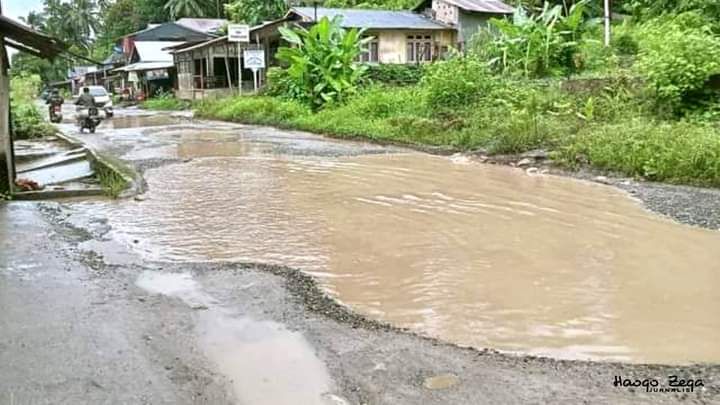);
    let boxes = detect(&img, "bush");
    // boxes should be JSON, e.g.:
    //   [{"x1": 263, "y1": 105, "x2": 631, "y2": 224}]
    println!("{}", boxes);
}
[
  {"x1": 636, "y1": 12, "x2": 720, "y2": 111},
  {"x1": 11, "y1": 103, "x2": 55, "y2": 140},
  {"x1": 195, "y1": 96, "x2": 309, "y2": 126},
  {"x1": 613, "y1": 33, "x2": 639, "y2": 56},
  {"x1": 364, "y1": 64, "x2": 424, "y2": 85},
  {"x1": 475, "y1": 1, "x2": 594, "y2": 77},
  {"x1": 557, "y1": 119, "x2": 720, "y2": 186},
  {"x1": 264, "y1": 67, "x2": 303, "y2": 100},
  {"x1": 420, "y1": 56, "x2": 497, "y2": 111},
  {"x1": 142, "y1": 90, "x2": 187, "y2": 110},
  {"x1": 10, "y1": 73, "x2": 55, "y2": 139}
]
